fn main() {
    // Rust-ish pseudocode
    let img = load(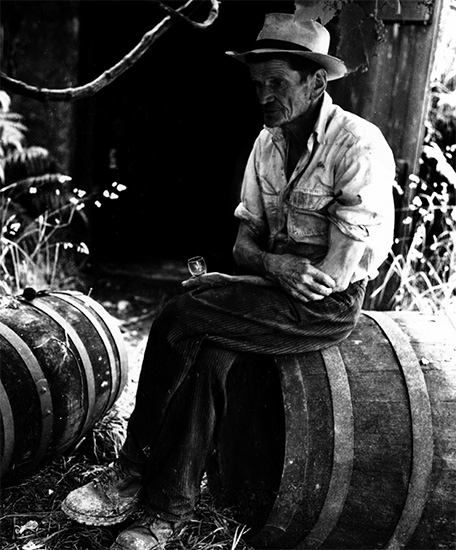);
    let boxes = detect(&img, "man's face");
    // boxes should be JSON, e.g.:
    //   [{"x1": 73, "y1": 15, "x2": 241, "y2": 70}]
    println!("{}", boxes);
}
[{"x1": 248, "y1": 58, "x2": 313, "y2": 127}]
